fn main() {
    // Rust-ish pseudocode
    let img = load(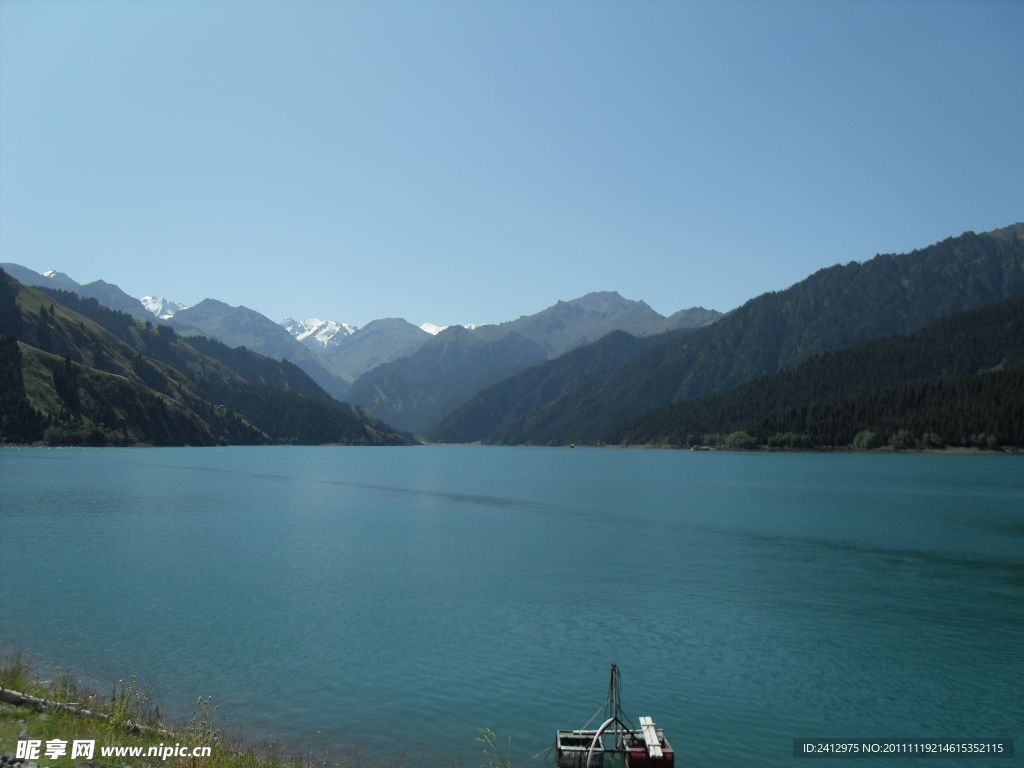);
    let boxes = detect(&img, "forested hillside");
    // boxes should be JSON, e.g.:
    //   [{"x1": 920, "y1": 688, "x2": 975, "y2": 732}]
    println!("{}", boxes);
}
[
  {"x1": 448, "y1": 224, "x2": 1024, "y2": 445},
  {"x1": 606, "y1": 293, "x2": 1024, "y2": 448},
  {"x1": 0, "y1": 270, "x2": 411, "y2": 447},
  {"x1": 428, "y1": 329, "x2": 687, "y2": 443}
]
